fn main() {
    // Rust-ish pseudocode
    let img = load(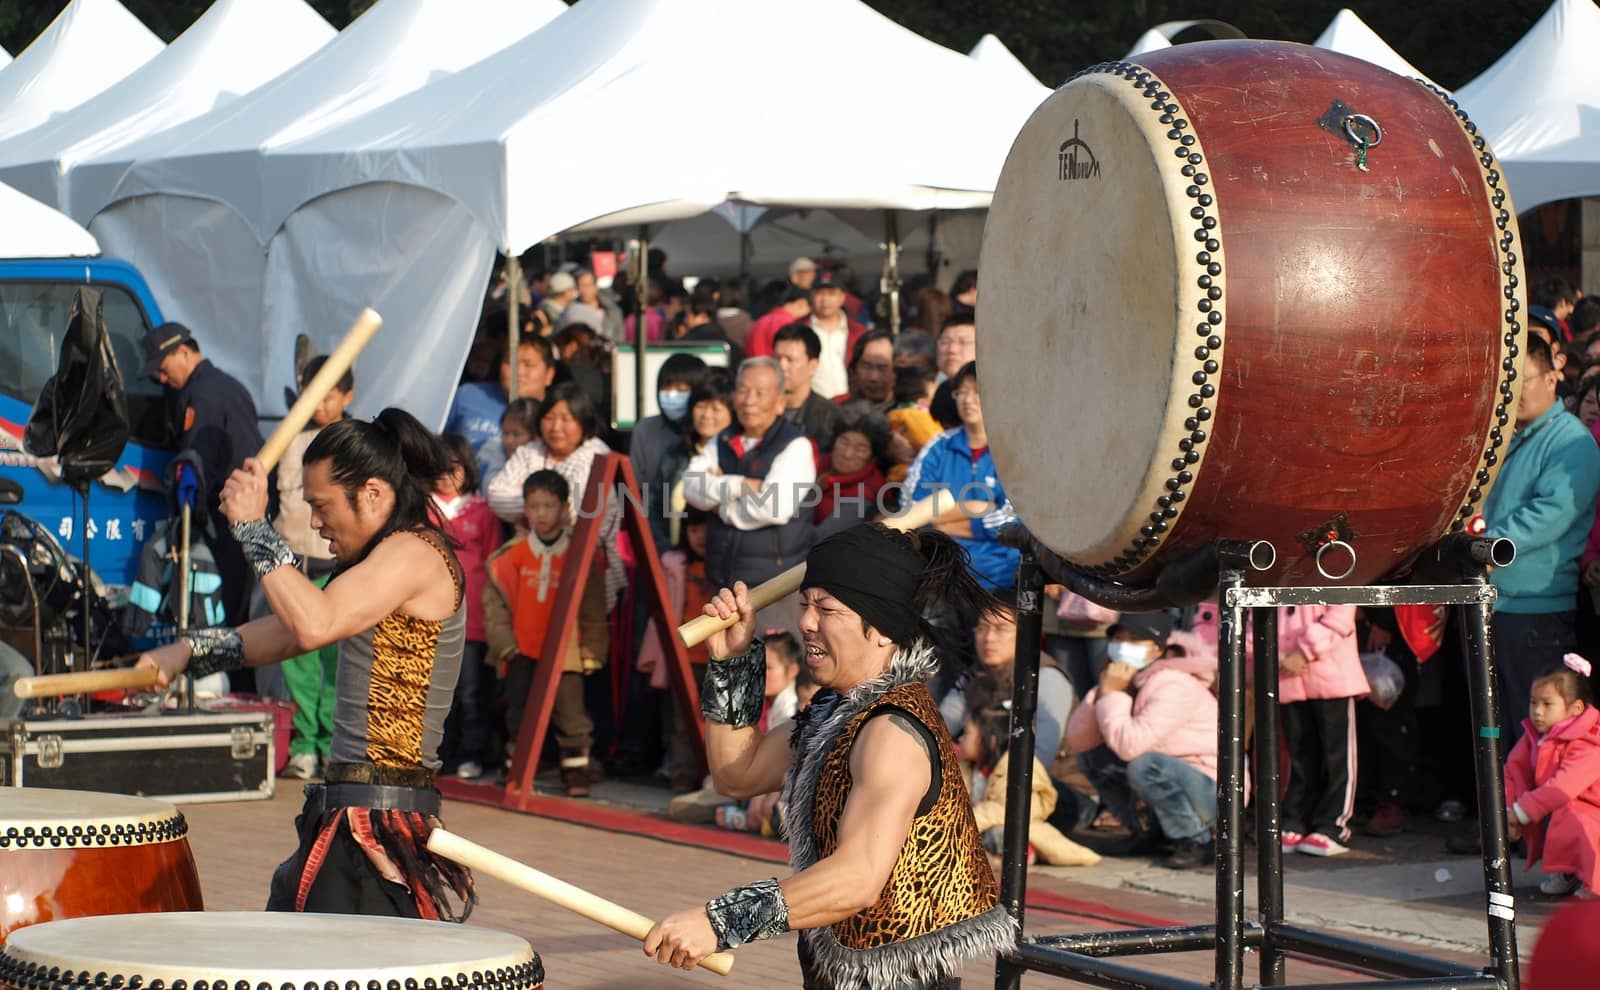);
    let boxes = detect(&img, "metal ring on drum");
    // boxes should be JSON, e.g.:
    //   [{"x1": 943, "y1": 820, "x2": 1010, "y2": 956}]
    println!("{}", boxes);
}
[
  {"x1": 1314, "y1": 540, "x2": 1358, "y2": 582},
  {"x1": 1341, "y1": 113, "x2": 1383, "y2": 148}
]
